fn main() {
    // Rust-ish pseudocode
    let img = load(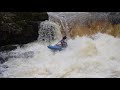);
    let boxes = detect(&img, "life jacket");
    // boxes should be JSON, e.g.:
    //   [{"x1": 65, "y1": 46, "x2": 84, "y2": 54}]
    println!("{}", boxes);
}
[{"x1": 60, "y1": 39, "x2": 67, "y2": 47}]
